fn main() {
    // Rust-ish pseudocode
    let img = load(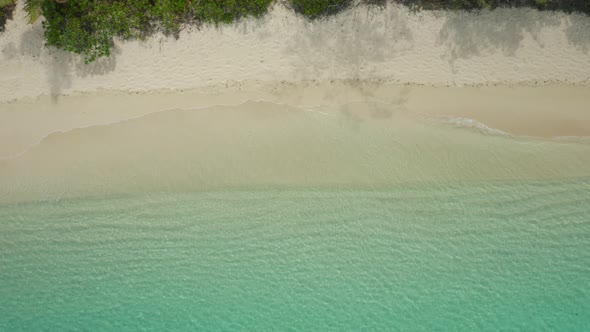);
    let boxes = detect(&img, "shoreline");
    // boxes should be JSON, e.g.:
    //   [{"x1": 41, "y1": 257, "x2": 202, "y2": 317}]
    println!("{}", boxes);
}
[
  {"x1": 1, "y1": 82, "x2": 590, "y2": 204},
  {"x1": 1, "y1": 2, "x2": 589, "y2": 203},
  {"x1": 2, "y1": 82, "x2": 589, "y2": 160},
  {"x1": 2, "y1": 2, "x2": 590, "y2": 328}
]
